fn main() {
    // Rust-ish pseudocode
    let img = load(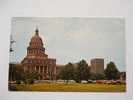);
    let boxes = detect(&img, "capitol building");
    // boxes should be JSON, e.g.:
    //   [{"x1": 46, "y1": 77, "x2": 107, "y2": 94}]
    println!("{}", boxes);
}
[{"x1": 21, "y1": 28, "x2": 56, "y2": 80}]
